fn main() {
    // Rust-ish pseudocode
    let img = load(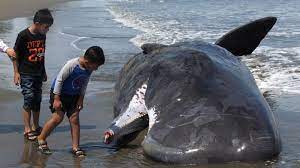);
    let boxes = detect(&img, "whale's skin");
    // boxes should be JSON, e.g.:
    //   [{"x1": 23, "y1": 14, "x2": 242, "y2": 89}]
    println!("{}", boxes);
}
[
  {"x1": 106, "y1": 40, "x2": 281, "y2": 164},
  {"x1": 105, "y1": 16, "x2": 281, "y2": 164}
]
